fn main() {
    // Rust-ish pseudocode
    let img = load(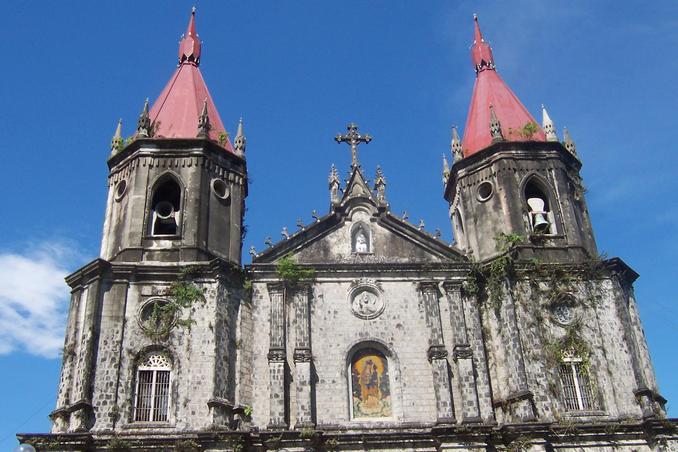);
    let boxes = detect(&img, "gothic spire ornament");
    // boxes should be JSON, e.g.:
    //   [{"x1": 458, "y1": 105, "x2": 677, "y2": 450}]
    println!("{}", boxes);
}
[
  {"x1": 542, "y1": 104, "x2": 558, "y2": 142},
  {"x1": 197, "y1": 98, "x2": 210, "y2": 138},
  {"x1": 489, "y1": 104, "x2": 503, "y2": 143},
  {"x1": 234, "y1": 117, "x2": 246, "y2": 155},
  {"x1": 563, "y1": 127, "x2": 577, "y2": 156},
  {"x1": 328, "y1": 164, "x2": 340, "y2": 204},
  {"x1": 451, "y1": 125, "x2": 463, "y2": 162},
  {"x1": 442, "y1": 154, "x2": 450, "y2": 185},
  {"x1": 374, "y1": 166, "x2": 387, "y2": 204},
  {"x1": 111, "y1": 119, "x2": 123, "y2": 154},
  {"x1": 137, "y1": 99, "x2": 152, "y2": 138}
]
